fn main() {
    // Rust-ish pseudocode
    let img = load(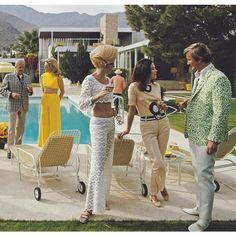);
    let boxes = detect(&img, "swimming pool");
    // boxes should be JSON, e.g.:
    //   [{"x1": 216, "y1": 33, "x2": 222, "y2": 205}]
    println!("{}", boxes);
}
[{"x1": 0, "y1": 97, "x2": 90, "y2": 144}]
